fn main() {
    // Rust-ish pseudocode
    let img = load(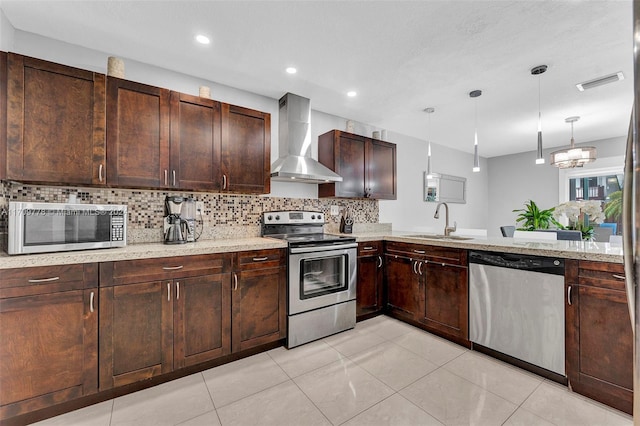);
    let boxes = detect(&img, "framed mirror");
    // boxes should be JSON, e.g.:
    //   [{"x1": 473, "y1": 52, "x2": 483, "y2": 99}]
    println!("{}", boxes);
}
[{"x1": 424, "y1": 172, "x2": 466, "y2": 203}]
